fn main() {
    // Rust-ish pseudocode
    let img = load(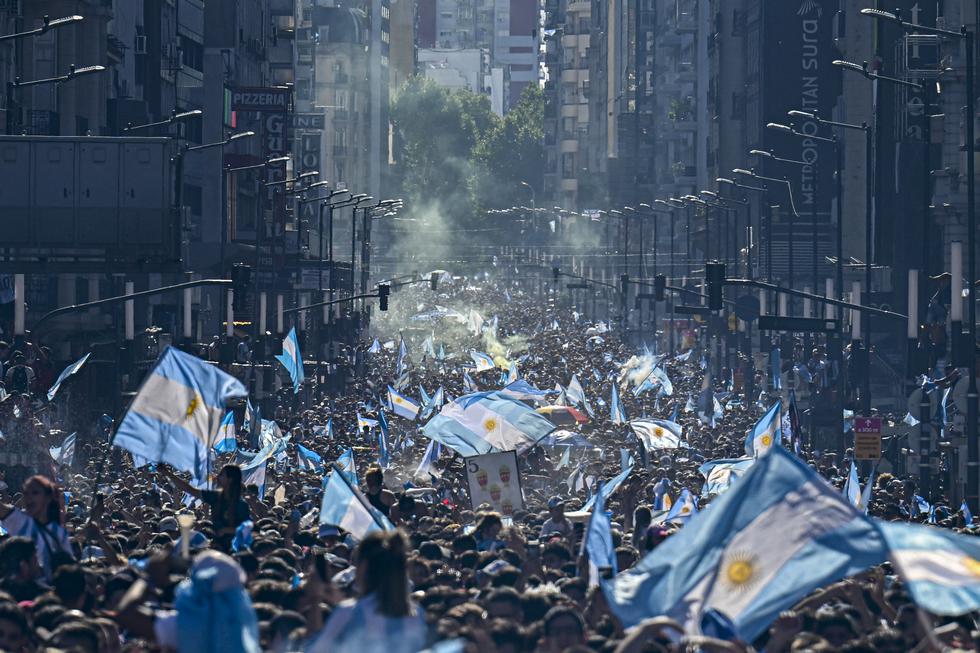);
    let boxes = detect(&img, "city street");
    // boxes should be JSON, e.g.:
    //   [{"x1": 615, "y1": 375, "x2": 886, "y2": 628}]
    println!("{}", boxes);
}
[{"x1": 0, "y1": 2, "x2": 978, "y2": 653}]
